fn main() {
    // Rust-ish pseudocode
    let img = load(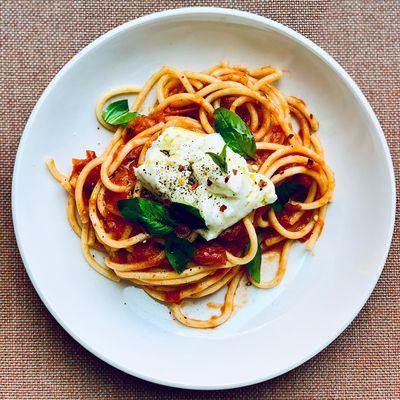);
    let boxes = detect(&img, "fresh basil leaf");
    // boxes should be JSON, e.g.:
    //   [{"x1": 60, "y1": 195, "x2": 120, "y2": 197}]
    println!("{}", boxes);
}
[
  {"x1": 113, "y1": 111, "x2": 140, "y2": 126},
  {"x1": 246, "y1": 238, "x2": 262, "y2": 283},
  {"x1": 271, "y1": 182, "x2": 305, "y2": 213},
  {"x1": 170, "y1": 202, "x2": 206, "y2": 229},
  {"x1": 214, "y1": 107, "x2": 256, "y2": 159},
  {"x1": 270, "y1": 200, "x2": 284, "y2": 213},
  {"x1": 165, "y1": 234, "x2": 196, "y2": 274},
  {"x1": 117, "y1": 198, "x2": 175, "y2": 236},
  {"x1": 206, "y1": 144, "x2": 228, "y2": 173},
  {"x1": 102, "y1": 99, "x2": 140, "y2": 126}
]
